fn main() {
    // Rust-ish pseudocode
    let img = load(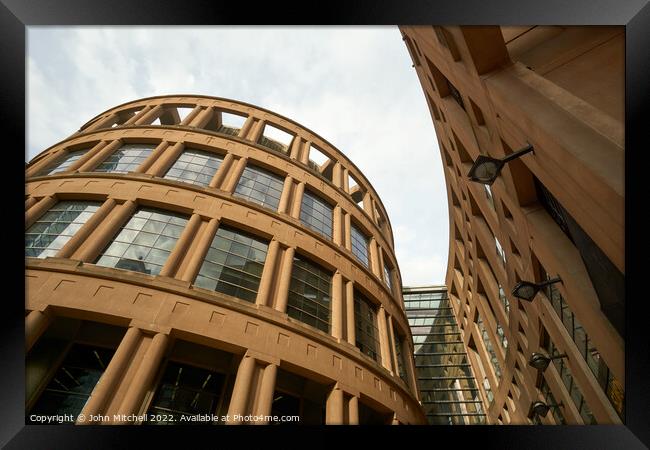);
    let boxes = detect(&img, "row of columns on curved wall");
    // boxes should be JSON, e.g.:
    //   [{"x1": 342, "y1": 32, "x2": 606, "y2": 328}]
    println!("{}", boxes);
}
[
  {"x1": 26, "y1": 134, "x2": 397, "y2": 287},
  {"x1": 25, "y1": 124, "x2": 406, "y2": 323},
  {"x1": 29, "y1": 96, "x2": 394, "y2": 248},
  {"x1": 24, "y1": 189, "x2": 413, "y2": 380},
  {"x1": 25, "y1": 181, "x2": 418, "y2": 419},
  {"x1": 26, "y1": 188, "x2": 405, "y2": 357},
  {"x1": 25, "y1": 310, "x2": 408, "y2": 425}
]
